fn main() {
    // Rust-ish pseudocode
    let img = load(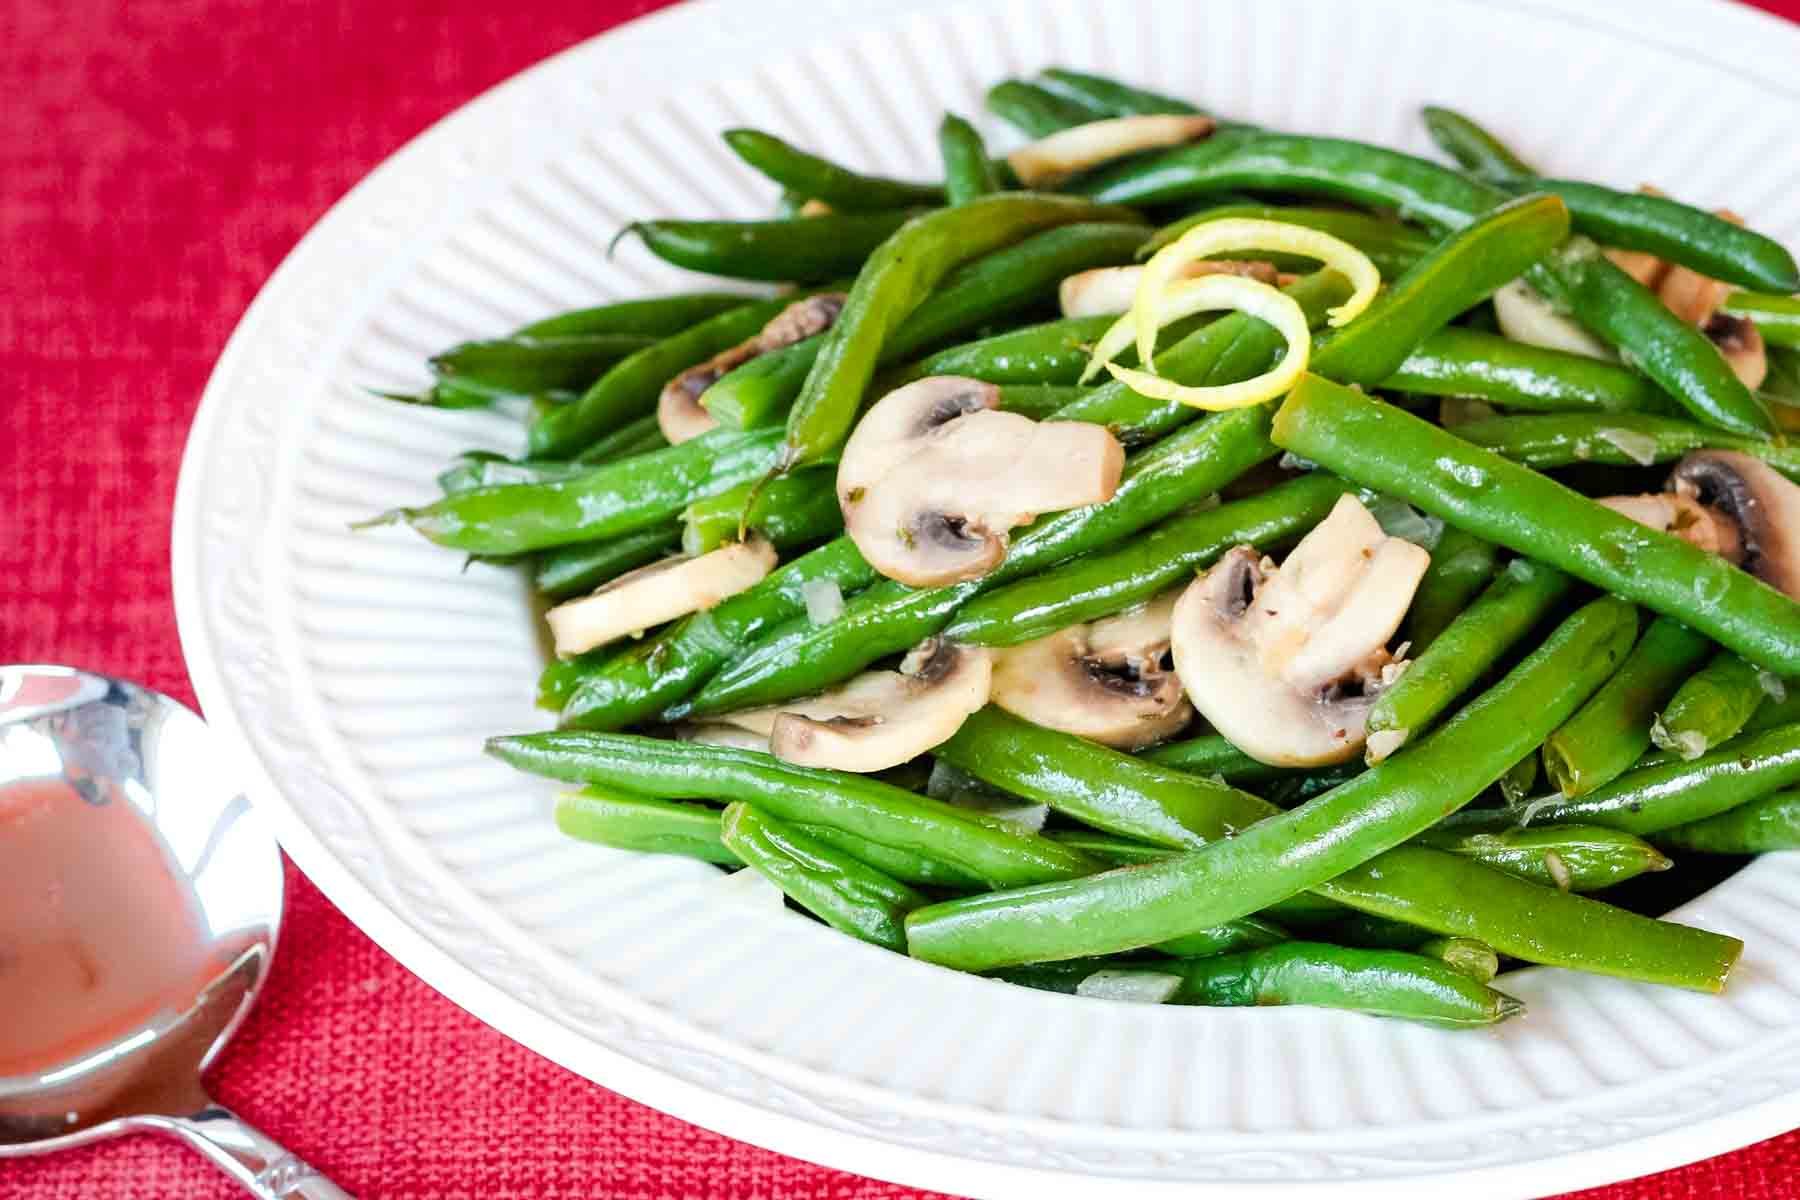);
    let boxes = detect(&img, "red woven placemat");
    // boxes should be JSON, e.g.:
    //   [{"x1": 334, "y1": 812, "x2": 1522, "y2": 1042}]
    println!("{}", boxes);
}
[{"x1": 4, "y1": 2, "x2": 1798, "y2": 1196}]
